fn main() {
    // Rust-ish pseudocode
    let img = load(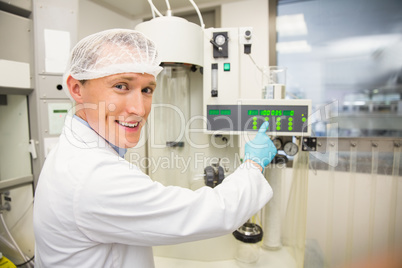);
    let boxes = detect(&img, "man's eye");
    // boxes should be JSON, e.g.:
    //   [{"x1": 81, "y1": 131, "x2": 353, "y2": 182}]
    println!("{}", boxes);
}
[
  {"x1": 142, "y1": 87, "x2": 154, "y2": 94},
  {"x1": 115, "y1": 84, "x2": 128, "y2": 90}
]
